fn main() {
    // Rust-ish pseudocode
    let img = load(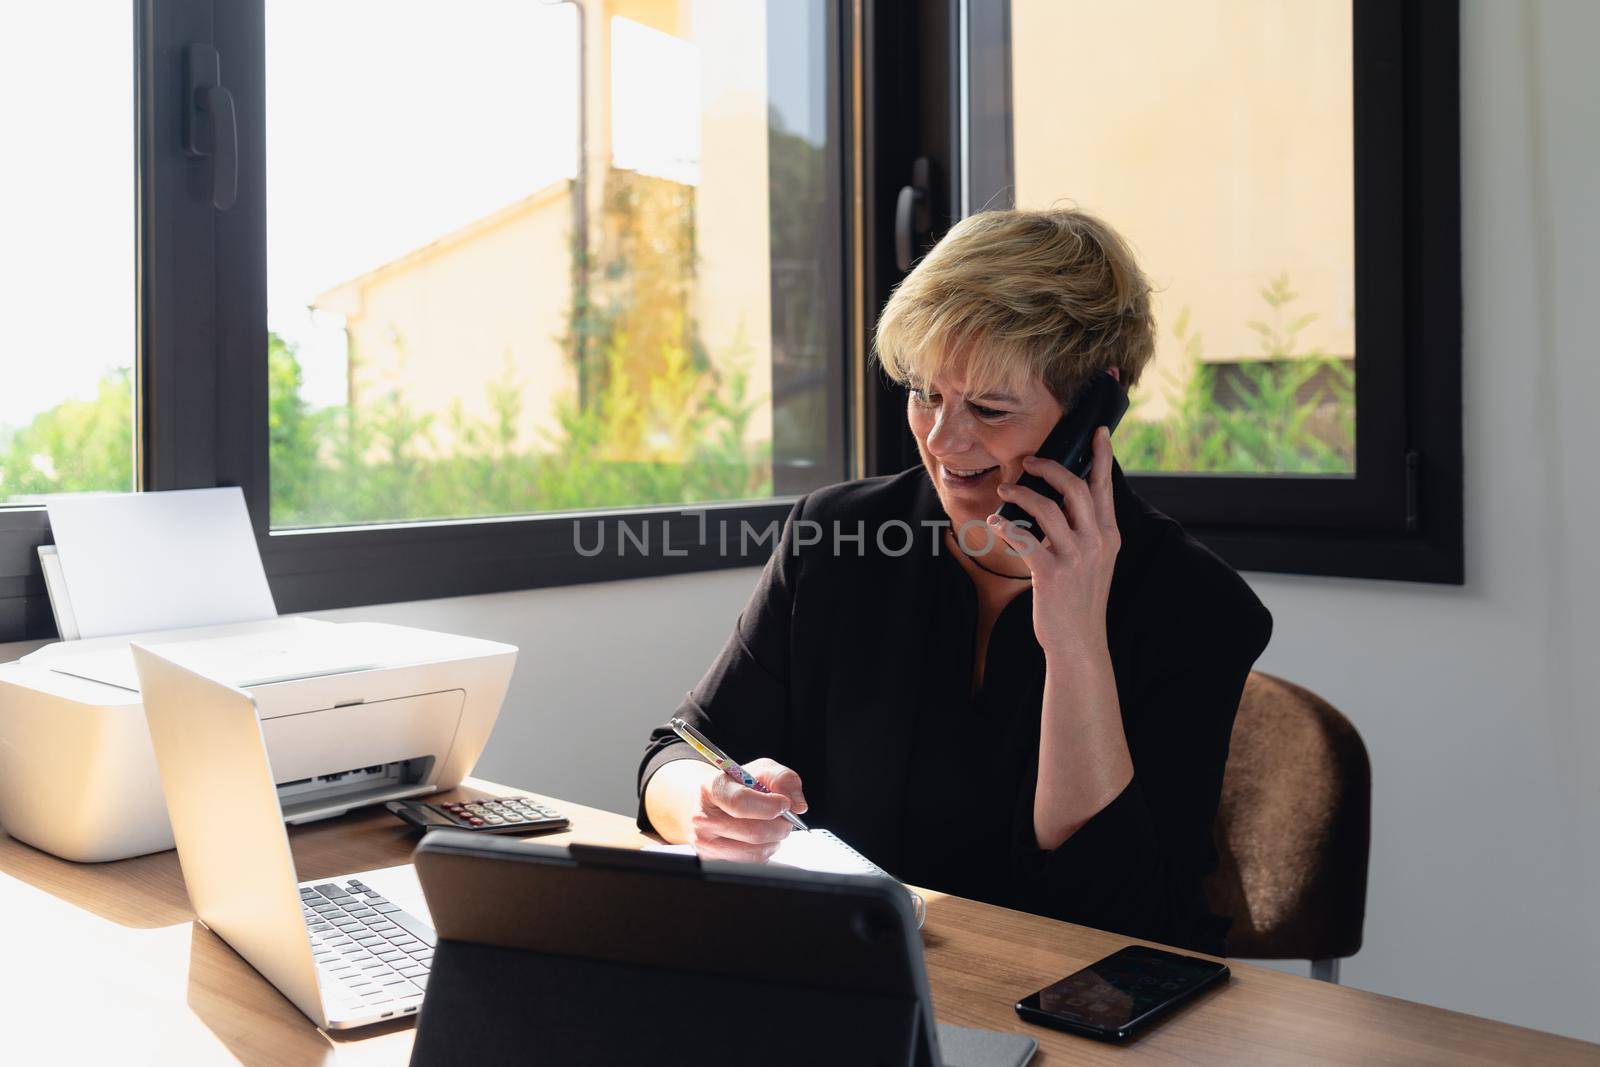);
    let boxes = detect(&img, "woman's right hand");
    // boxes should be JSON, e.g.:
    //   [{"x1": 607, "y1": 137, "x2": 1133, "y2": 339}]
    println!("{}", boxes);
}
[{"x1": 687, "y1": 757, "x2": 809, "y2": 863}]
